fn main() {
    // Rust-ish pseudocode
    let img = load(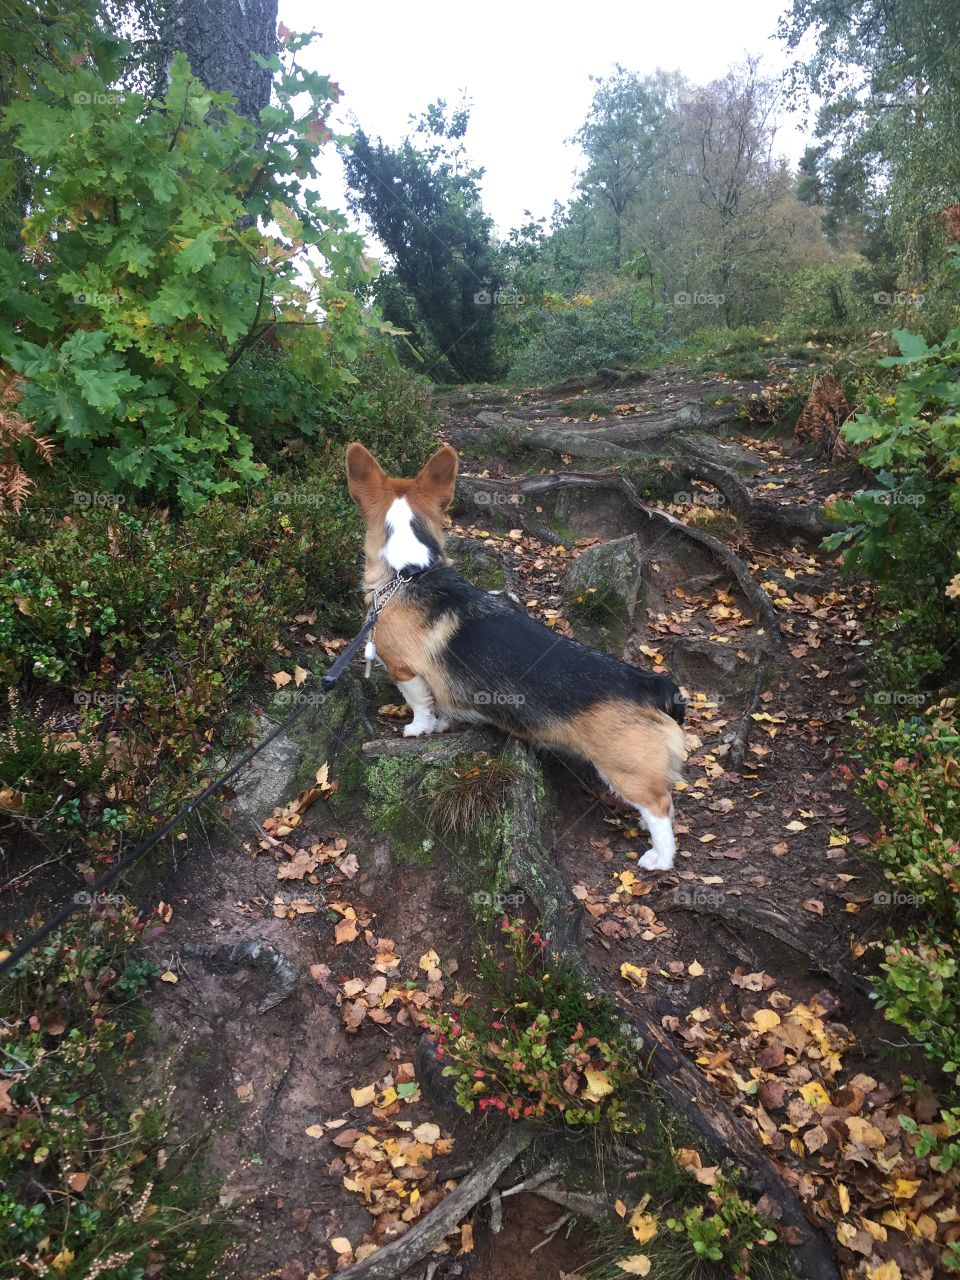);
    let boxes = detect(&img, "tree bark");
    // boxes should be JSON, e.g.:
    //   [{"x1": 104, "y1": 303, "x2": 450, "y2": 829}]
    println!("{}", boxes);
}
[{"x1": 163, "y1": 0, "x2": 277, "y2": 120}]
